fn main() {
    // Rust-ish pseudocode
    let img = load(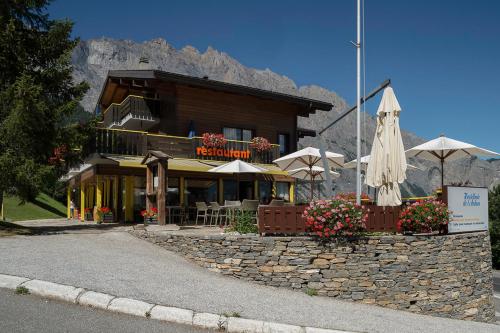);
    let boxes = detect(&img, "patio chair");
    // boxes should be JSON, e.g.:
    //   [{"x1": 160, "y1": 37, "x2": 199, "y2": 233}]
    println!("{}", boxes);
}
[
  {"x1": 209, "y1": 202, "x2": 228, "y2": 226},
  {"x1": 269, "y1": 199, "x2": 284, "y2": 206},
  {"x1": 195, "y1": 202, "x2": 209, "y2": 225},
  {"x1": 241, "y1": 199, "x2": 259, "y2": 223}
]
